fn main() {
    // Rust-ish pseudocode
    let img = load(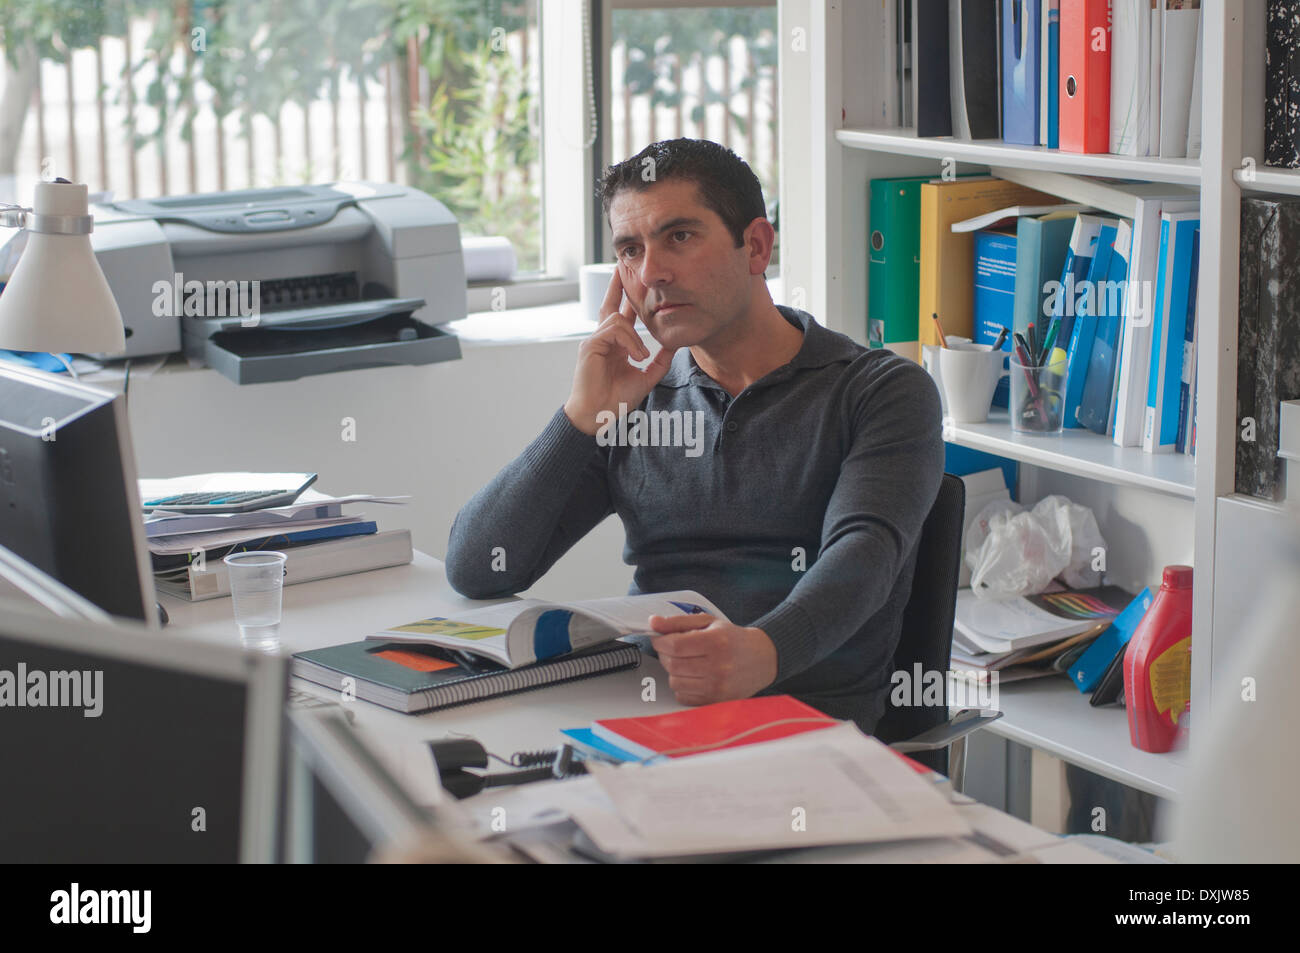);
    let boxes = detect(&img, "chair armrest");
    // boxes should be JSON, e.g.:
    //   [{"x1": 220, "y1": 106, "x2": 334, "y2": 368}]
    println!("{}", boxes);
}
[{"x1": 888, "y1": 708, "x2": 1003, "y2": 753}]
